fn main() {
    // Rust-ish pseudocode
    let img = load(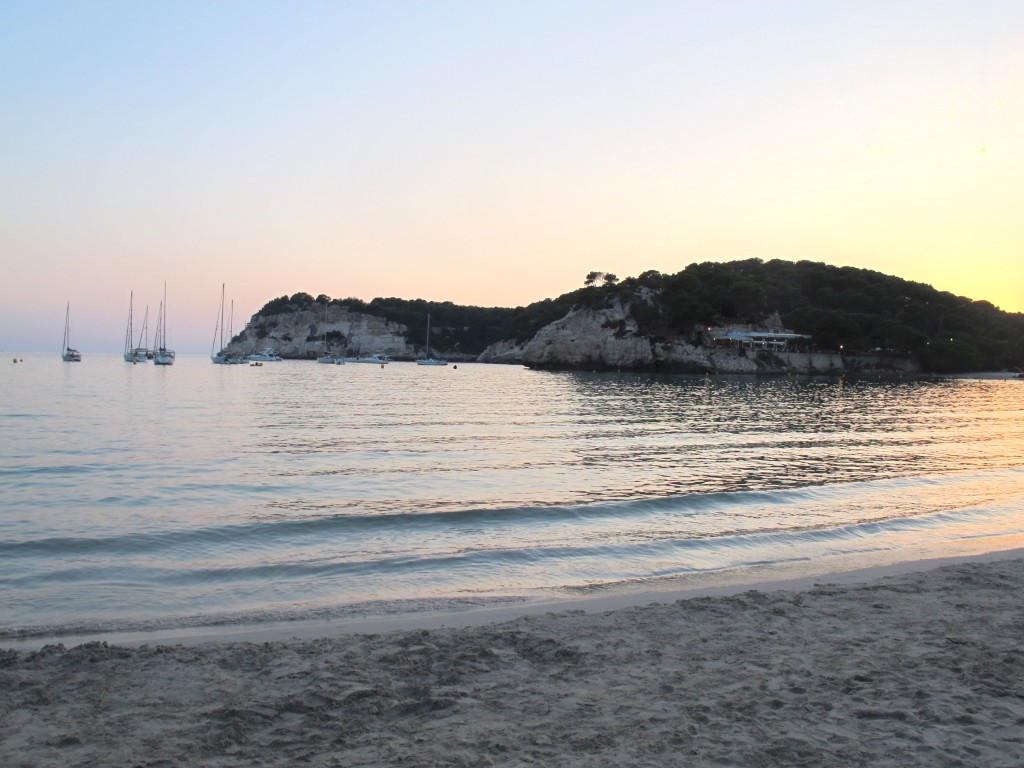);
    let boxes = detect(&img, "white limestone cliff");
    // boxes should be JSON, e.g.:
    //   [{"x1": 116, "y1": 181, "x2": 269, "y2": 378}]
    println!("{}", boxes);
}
[
  {"x1": 226, "y1": 296, "x2": 915, "y2": 375},
  {"x1": 477, "y1": 296, "x2": 760, "y2": 372},
  {"x1": 477, "y1": 297, "x2": 885, "y2": 374},
  {"x1": 224, "y1": 305, "x2": 417, "y2": 359}
]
